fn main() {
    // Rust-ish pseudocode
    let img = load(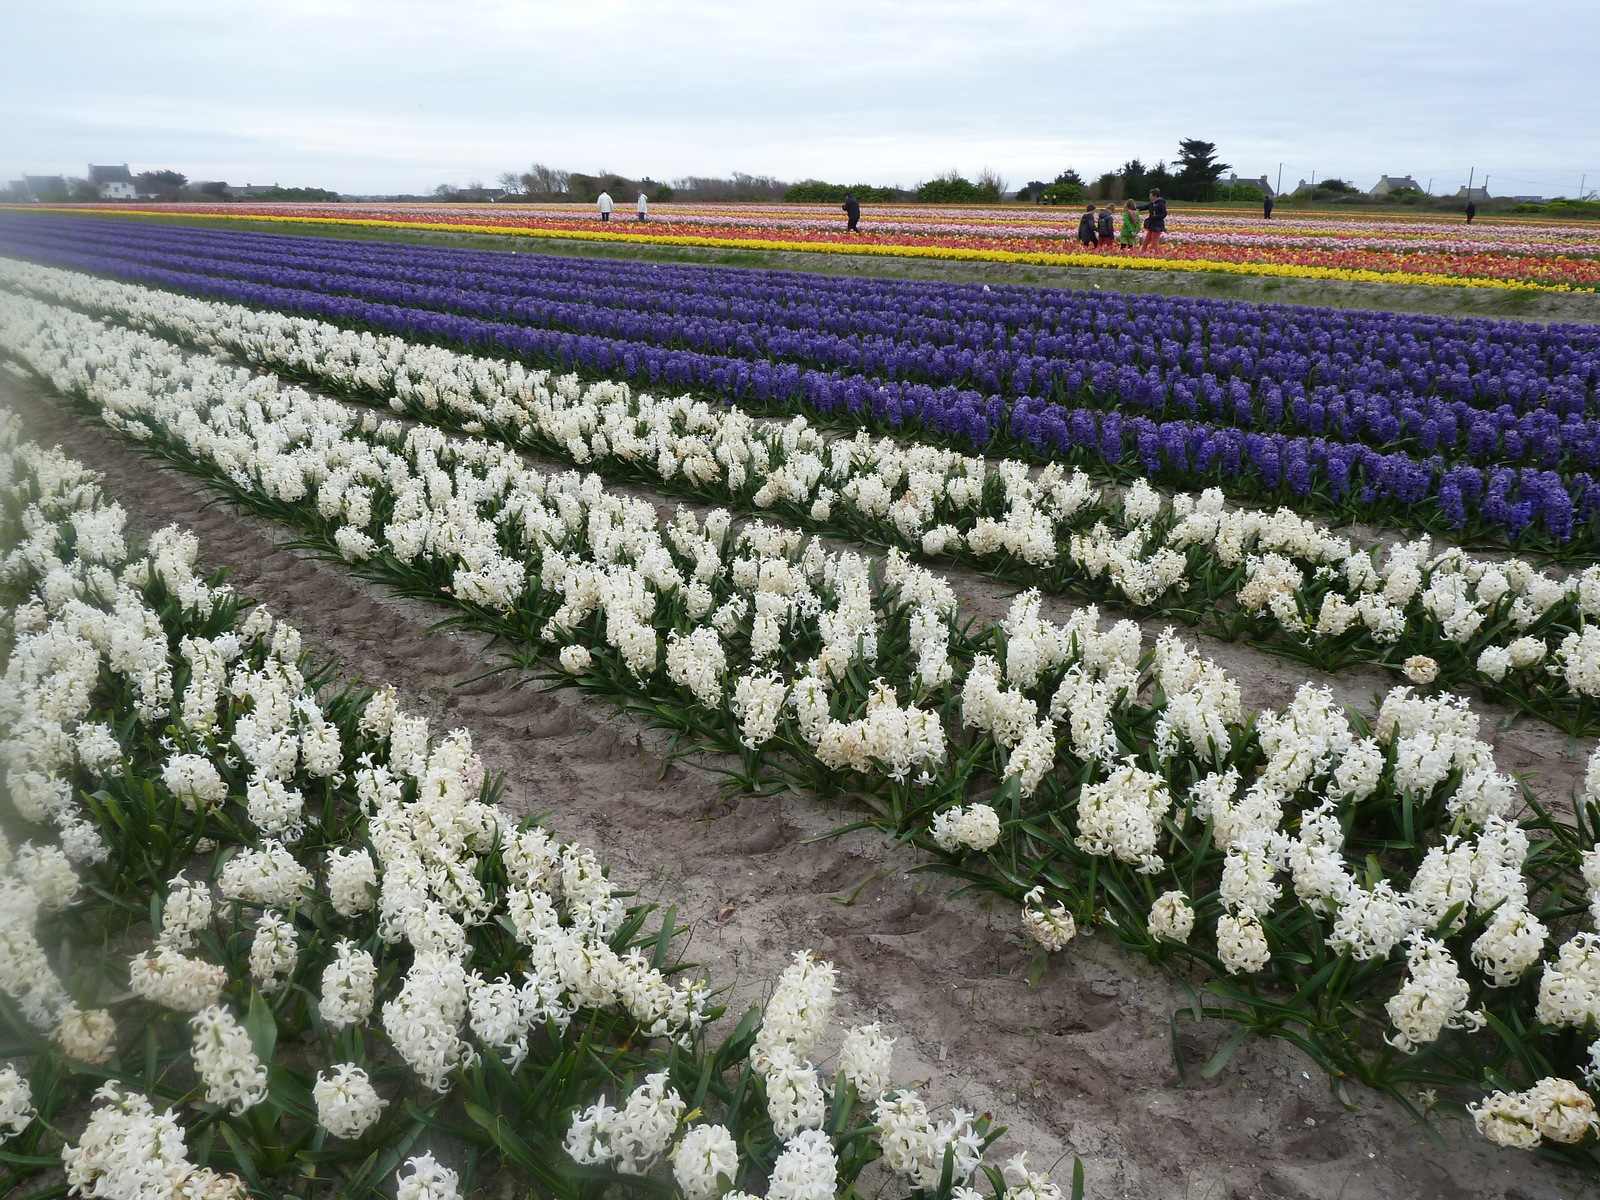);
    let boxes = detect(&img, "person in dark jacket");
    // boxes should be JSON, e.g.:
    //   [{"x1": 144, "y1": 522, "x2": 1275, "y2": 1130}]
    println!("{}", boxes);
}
[
  {"x1": 1096, "y1": 204, "x2": 1114, "y2": 246},
  {"x1": 1466, "y1": 199, "x2": 1477, "y2": 224},
  {"x1": 842, "y1": 193, "x2": 860, "y2": 232},
  {"x1": 1263, "y1": 193, "x2": 1274, "y2": 219},
  {"x1": 1077, "y1": 203, "x2": 1097, "y2": 246},
  {"x1": 1138, "y1": 189, "x2": 1168, "y2": 250}
]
